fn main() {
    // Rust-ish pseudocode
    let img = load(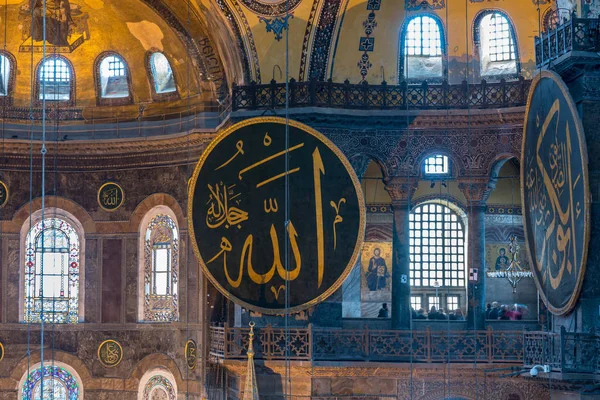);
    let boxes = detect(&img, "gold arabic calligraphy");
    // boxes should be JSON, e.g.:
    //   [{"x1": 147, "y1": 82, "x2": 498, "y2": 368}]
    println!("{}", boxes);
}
[
  {"x1": 205, "y1": 132, "x2": 346, "y2": 300},
  {"x1": 525, "y1": 99, "x2": 580, "y2": 290}
]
